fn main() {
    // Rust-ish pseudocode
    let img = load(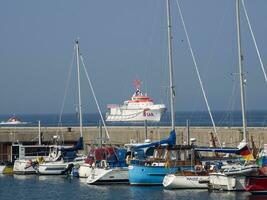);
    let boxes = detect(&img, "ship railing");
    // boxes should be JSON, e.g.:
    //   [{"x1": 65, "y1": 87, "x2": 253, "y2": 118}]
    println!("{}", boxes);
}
[{"x1": 107, "y1": 104, "x2": 120, "y2": 109}]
